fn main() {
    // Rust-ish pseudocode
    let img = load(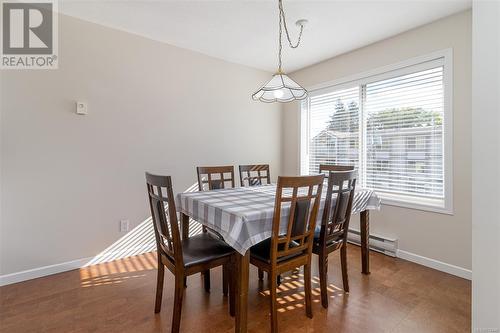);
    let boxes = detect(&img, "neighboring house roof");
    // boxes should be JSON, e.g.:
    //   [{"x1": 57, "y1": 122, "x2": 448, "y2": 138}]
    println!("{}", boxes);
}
[
  {"x1": 312, "y1": 129, "x2": 352, "y2": 142},
  {"x1": 312, "y1": 125, "x2": 443, "y2": 143}
]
